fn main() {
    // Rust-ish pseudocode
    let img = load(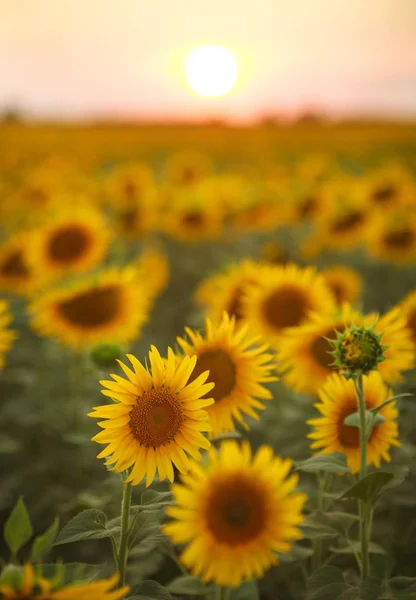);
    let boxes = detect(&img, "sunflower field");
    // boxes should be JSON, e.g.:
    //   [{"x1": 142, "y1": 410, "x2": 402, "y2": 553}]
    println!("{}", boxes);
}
[{"x1": 0, "y1": 122, "x2": 415, "y2": 600}]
